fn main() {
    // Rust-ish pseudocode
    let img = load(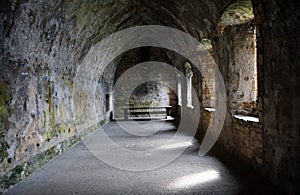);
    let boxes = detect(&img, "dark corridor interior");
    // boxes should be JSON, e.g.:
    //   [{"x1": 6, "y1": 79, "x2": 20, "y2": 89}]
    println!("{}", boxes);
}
[{"x1": 0, "y1": 0, "x2": 299, "y2": 194}]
